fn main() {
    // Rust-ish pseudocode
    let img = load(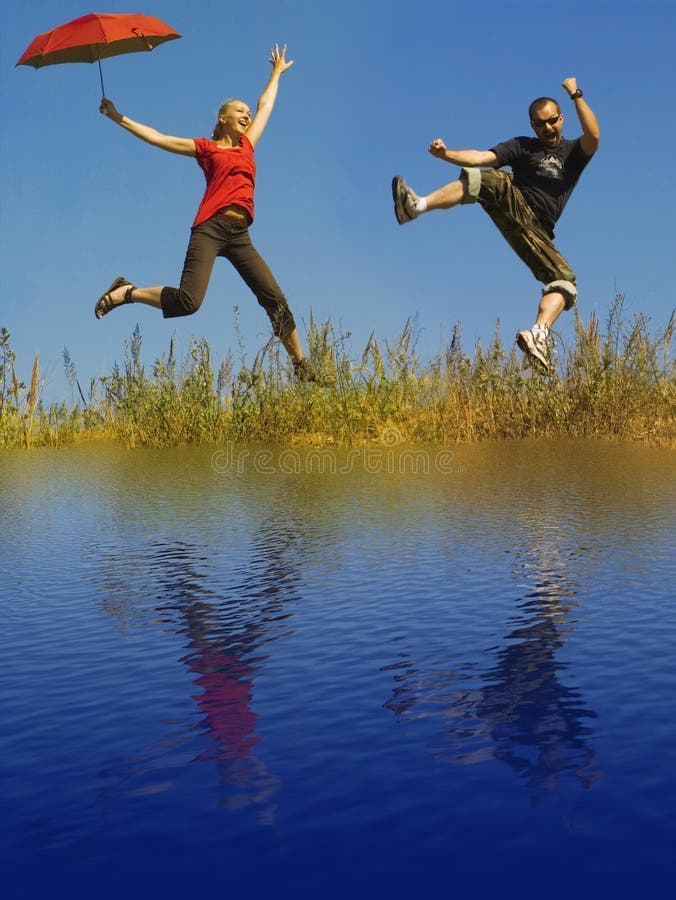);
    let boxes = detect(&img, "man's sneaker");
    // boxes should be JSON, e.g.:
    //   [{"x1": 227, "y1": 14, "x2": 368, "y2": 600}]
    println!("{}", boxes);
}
[
  {"x1": 516, "y1": 325, "x2": 549, "y2": 370},
  {"x1": 391, "y1": 176, "x2": 419, "y2": 224},
  {"x1": 293, "y1": 358, "x2": 335, "y2": 386}
]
